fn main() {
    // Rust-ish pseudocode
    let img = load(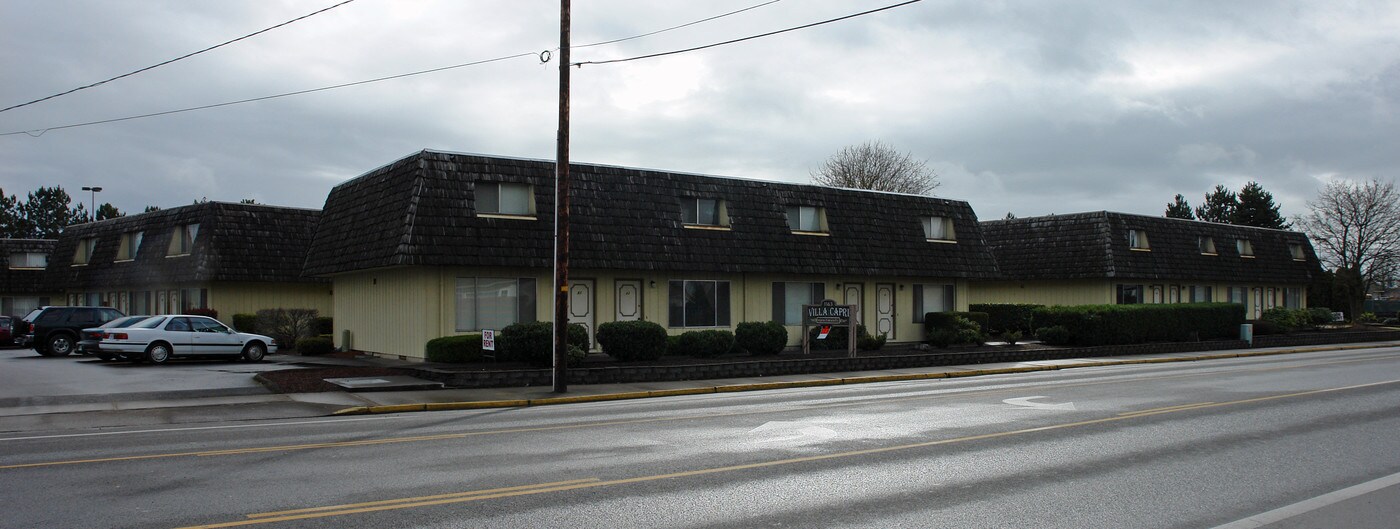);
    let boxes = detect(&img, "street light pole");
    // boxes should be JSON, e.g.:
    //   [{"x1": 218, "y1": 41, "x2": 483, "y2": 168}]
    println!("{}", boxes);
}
[{"x1": 81, "y1": 186, "x2": 102, "y2": 221}]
